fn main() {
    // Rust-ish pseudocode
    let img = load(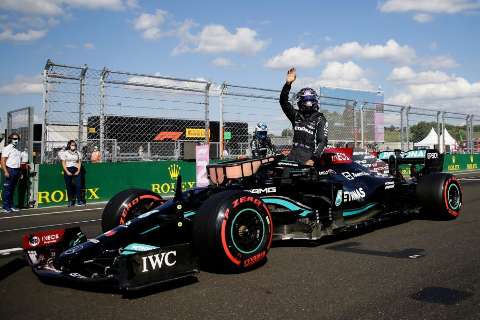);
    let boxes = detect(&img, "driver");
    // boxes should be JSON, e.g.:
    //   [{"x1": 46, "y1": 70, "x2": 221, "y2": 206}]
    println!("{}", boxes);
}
[
  {"x1": 250, "y1": 121, "x2": 276, "y2": 158},
  {"x1": 279, "y1": 68, "x2": 328, "y2": 165}
]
